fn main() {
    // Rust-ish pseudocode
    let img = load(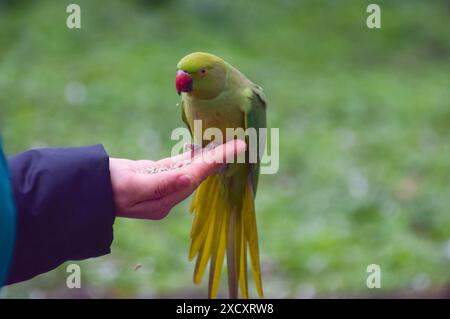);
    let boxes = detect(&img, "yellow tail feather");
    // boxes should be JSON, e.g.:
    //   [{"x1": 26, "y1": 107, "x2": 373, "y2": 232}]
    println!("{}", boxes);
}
[
  {"x1": 239, "y1": 209, "x2": 248, "y2": 298},
  {"x1": 243, "y1": 180, "x2": 264, "y2": 297},
  {"x1": 189, "y1": 178, "x2": 219, "y2": 260},
  {"x1": 208, "y1": 207, "x2": 227, "y2": 298},
  {"x1": 189, "y1": 174, "x2": 263, "y2": 298},
  {"x1": 193, "y1": 209, "x2": 216, "y2": 284}
]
